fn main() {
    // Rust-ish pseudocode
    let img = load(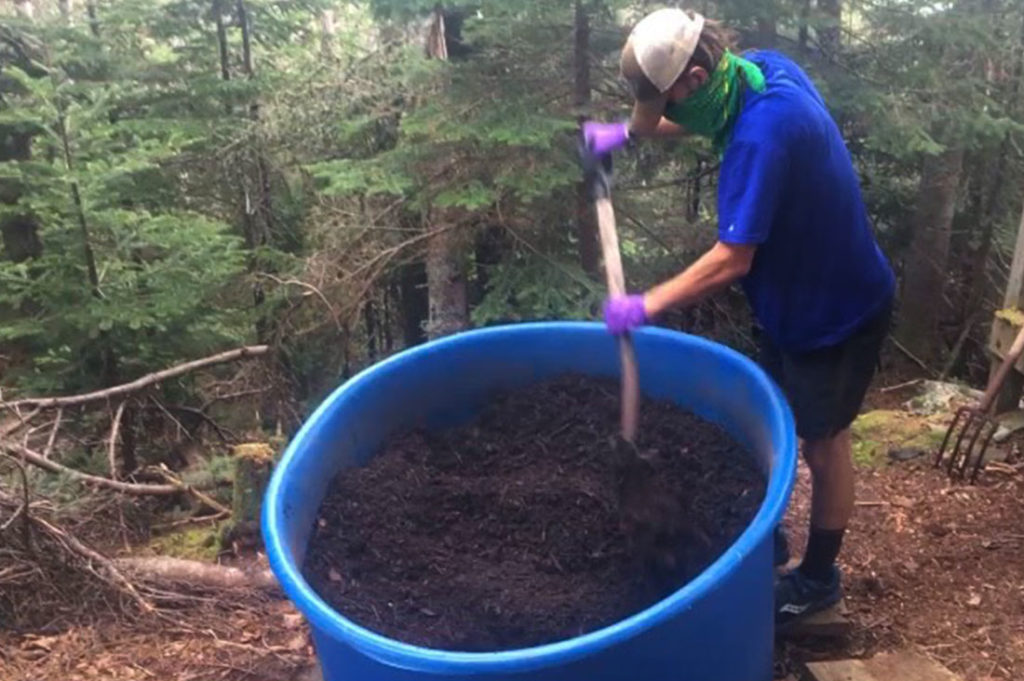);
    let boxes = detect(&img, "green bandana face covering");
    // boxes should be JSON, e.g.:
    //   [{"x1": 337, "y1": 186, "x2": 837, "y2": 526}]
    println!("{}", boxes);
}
[{"x1": 664, "y1": 50, "x2": 766, "y2": 153}]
